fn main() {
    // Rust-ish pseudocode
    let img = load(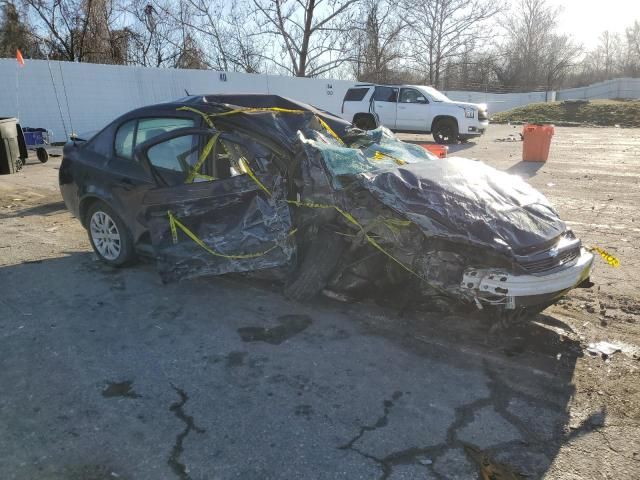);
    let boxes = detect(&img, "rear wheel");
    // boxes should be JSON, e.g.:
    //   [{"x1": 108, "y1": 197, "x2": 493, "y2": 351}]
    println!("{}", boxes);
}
[
  {"x1": 87, "y1": 201, "x2": 135, "y2": 266},
  {"x1": 432, "y1": 118, "x2": 459, "y2": 144},
  {"x1": 36, "y1": 147, "x2": 49, "y2": 163}
]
